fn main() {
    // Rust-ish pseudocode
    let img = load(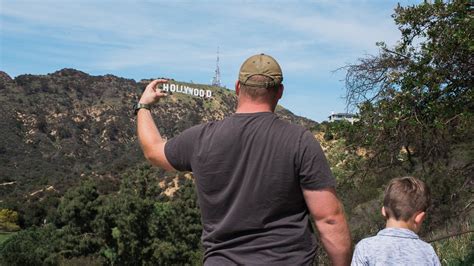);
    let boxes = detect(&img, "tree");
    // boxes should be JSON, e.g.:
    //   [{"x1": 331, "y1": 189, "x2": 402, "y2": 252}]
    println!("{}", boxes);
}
[
  {"x1": 56, "y1": 181, "x2": 100, "y2": 233},
  {"x1": 147, "y1": 179, "x2": 203, "y2": 264},
  {"x1": 0, "y1": 209, "x2": 20, "y2": 232},
  {"x1": 343, "y1": 0, "x2": 473, "y2": 171},
  {"x1": 0, "y1": 225, "x2": 60, "y2": 265},
  {"x1": 341, "y1": 0, "x2": 473, "y2": 228},
  {"x1": 93, "y1": 168, "x2": 202, "y2": 265}
]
